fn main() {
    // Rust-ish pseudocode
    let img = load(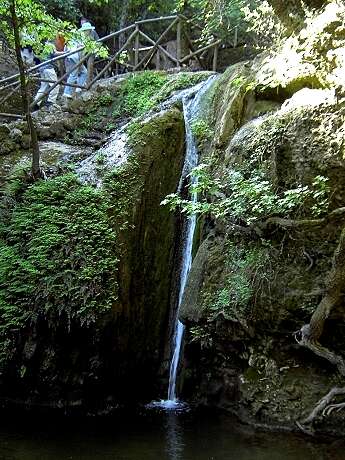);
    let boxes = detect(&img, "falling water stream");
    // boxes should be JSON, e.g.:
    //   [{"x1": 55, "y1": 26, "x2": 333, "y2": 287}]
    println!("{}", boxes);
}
[{"x1": 152, "y1": 76, "x2": 218, "y2": 409}]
